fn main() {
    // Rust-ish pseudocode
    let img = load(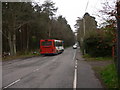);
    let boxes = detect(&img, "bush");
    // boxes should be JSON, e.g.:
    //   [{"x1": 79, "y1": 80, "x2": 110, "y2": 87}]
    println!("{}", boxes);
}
[{"x1": 83, "y1": 31, "x2": 112, "y2": 57}]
